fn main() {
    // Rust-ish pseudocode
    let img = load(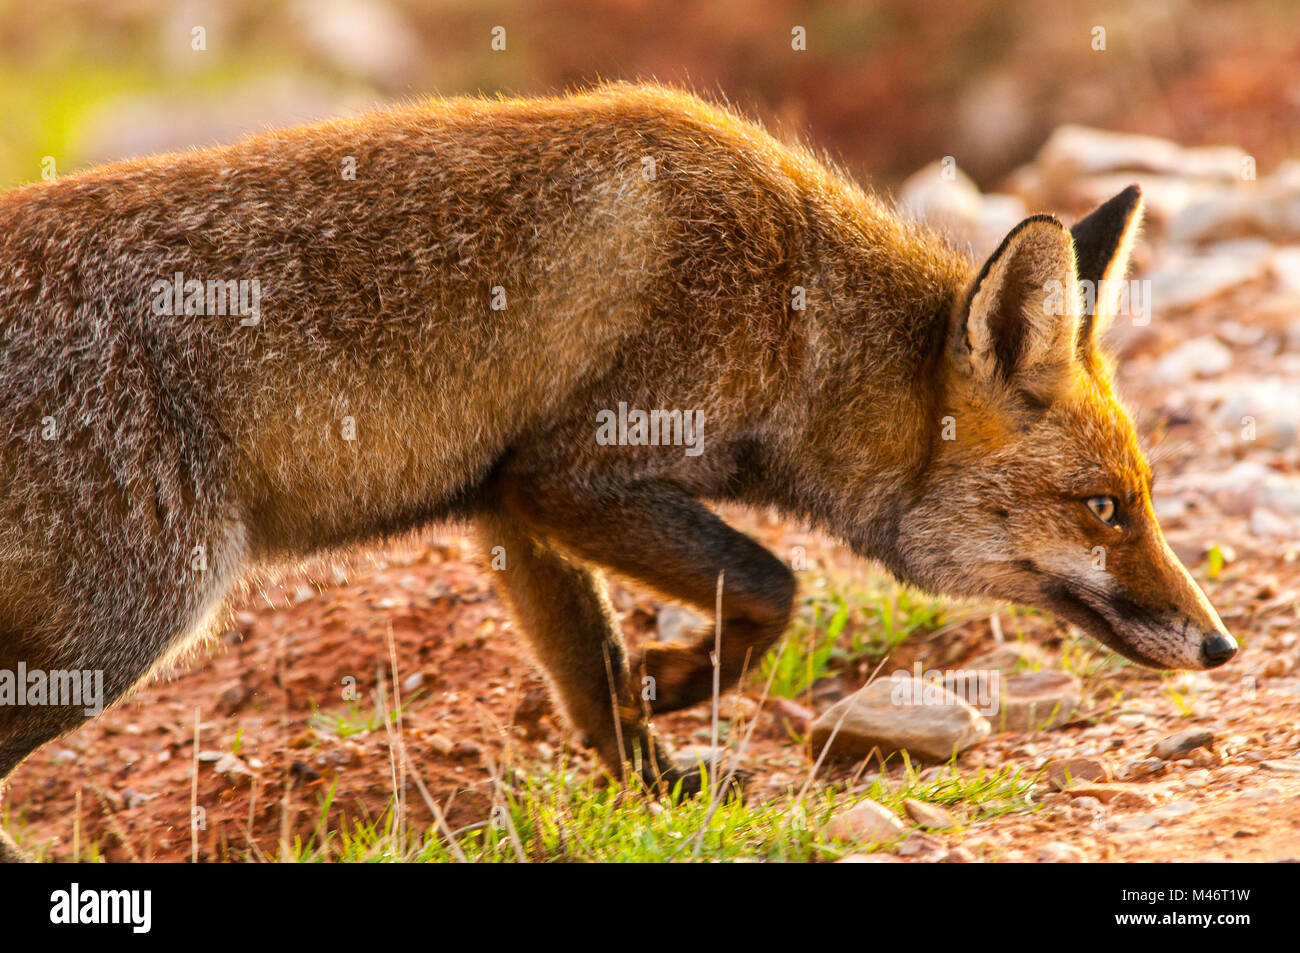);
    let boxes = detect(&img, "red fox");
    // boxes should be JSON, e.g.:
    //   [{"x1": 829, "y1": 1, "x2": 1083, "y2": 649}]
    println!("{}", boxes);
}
[{"x1": 0, "y1": 83, "x2": 1235, "y2": 860}]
